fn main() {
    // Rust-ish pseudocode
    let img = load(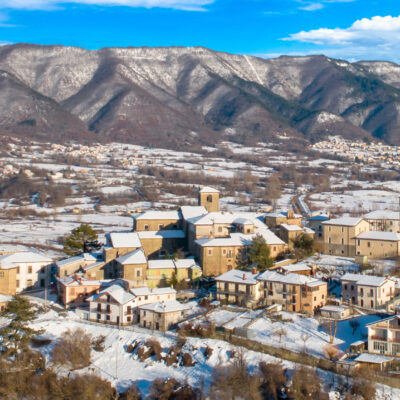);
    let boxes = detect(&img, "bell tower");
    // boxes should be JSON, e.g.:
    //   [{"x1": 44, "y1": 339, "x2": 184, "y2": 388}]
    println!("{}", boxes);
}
[{"x1": 198, "y1": 186, "x2": 220, "y2": 213}]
